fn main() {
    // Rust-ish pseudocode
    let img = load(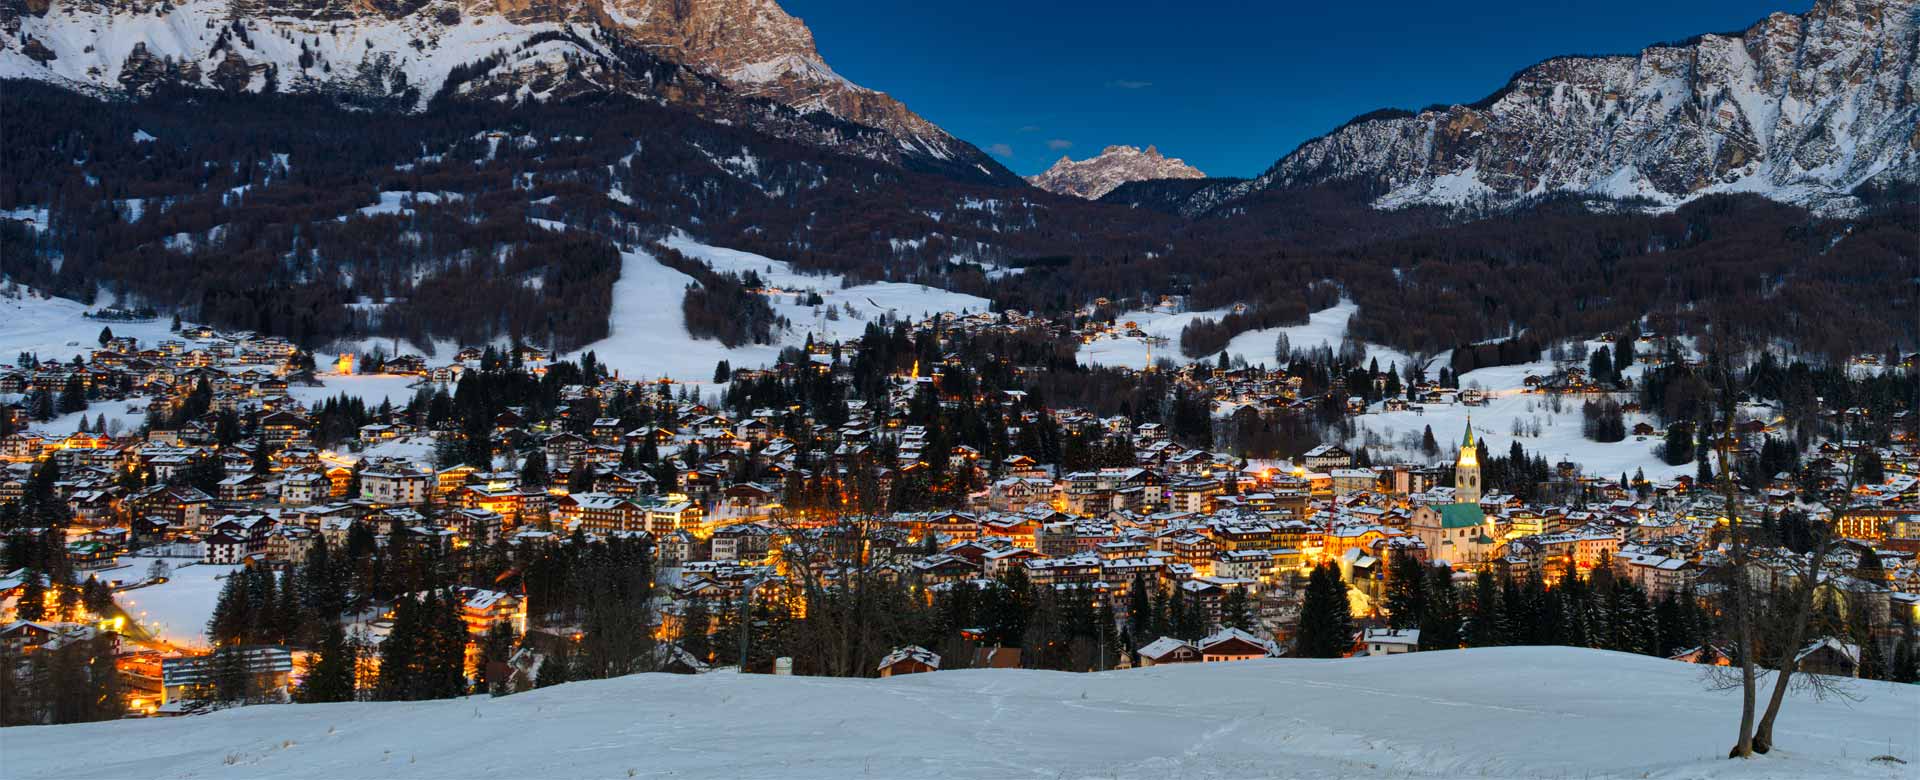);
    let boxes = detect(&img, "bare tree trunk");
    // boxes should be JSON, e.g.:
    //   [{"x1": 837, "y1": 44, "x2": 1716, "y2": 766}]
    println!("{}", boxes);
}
[
  {"x1": 1718, "y1": 405, "x2": 1758, "y2": 759},
  {"x1": 1751, "y1": 514, "x2": 1838, "y2": 752}
]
